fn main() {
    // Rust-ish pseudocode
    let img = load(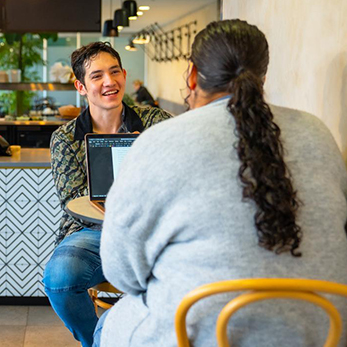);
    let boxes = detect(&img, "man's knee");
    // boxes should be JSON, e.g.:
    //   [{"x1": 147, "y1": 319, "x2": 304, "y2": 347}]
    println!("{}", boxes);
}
[{"x1": 43, "y1": 245, "x2": 92, "y2": 292}]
